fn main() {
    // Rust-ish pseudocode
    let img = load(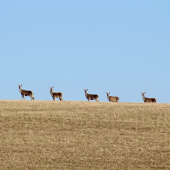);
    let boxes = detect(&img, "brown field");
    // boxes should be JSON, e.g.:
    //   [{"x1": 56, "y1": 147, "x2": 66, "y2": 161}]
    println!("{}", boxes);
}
[{"x1": 0, "y1": 100, "x2": 170, "y2": 170}]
